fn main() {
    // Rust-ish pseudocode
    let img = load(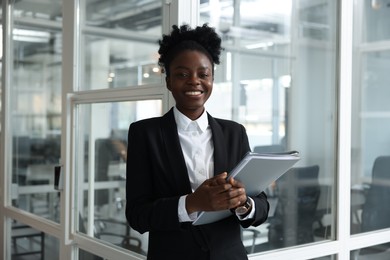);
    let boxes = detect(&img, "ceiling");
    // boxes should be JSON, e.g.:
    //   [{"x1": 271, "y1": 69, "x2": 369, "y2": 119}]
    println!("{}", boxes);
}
[{"x1": 9, "y1": 0, "x2": 332, "y2": 62}]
